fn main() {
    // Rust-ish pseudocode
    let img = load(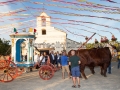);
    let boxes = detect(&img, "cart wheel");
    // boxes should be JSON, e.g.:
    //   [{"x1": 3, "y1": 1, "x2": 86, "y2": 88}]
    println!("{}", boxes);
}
[
  {"x1": 0, "y1": 60, "x2": 18, "y2": 82},
  {"x1": 39, "y1": 65, "x2": 54, "y2": 80}
]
